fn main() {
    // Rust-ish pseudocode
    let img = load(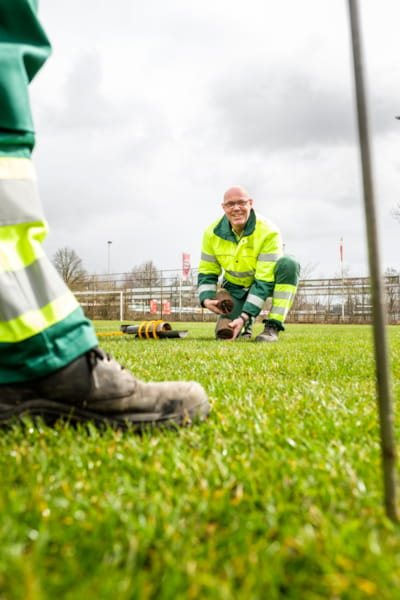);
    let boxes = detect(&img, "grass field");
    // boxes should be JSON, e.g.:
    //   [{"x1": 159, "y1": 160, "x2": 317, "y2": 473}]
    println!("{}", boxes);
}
[{"x1": 1, "y1": 322, "x2": 400, "y2": 599}]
